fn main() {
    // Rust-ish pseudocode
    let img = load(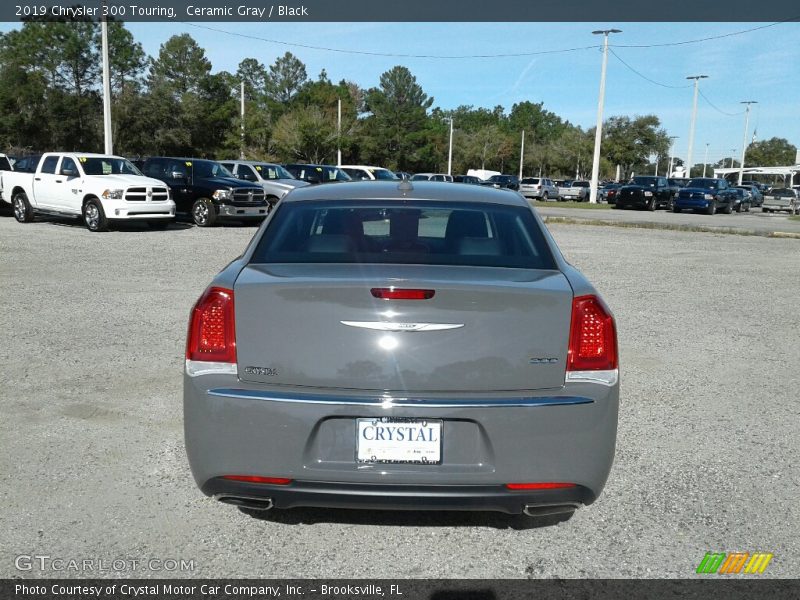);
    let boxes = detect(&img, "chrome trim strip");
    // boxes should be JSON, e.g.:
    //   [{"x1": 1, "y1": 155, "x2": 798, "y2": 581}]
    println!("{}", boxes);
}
[
  {"x1": 207, "y1": 388, "x2": 593, "y2": 408},
  {"x1": 340, "y1": 321, "x2": 464, "y2": 332},
  {"x1": 185, "y1": 360, "x2": 238, "y2": 378},
  {"x1": 565, "y1": 369, "x2": 618, "y2": 386}
]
